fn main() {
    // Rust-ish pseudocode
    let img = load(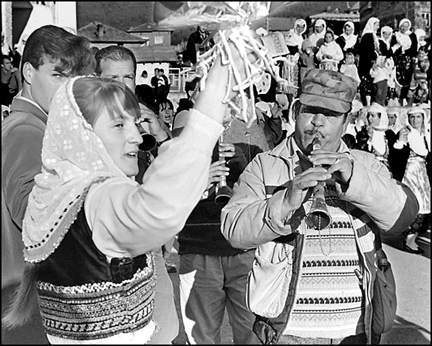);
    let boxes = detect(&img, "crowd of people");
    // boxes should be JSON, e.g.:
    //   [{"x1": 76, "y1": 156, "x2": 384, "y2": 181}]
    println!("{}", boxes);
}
[{"x1": 0, "y1": 14, "x2": 430, "y2": 346}]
